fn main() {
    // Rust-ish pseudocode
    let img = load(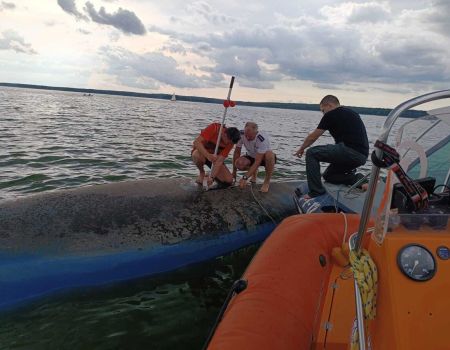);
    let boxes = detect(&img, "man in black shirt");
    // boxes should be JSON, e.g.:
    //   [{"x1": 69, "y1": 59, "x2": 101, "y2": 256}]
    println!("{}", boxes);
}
[{"x1": 294, "y1": 95, "x2": 369, "y2": 198}]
